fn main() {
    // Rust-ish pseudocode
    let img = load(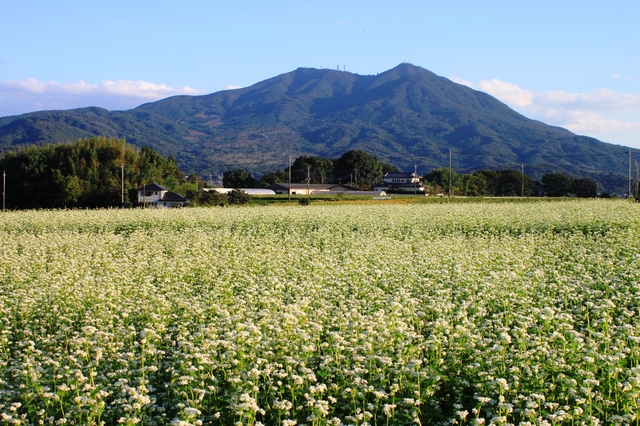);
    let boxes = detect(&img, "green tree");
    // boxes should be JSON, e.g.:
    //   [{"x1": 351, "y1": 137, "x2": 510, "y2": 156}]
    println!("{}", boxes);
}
[
  {"x1": 61, "y1": 175, "x2": 83, "y2": 206},
  {"x1": 290, "y1": 156, "x2": 334, "y2": 184},
  {"x1": 0, "y1": 137, "x2": 188, "y2": 209},
  {"x1": 223, "y1": 169, "x2": 257, "y2": 188},
  {"x1": 423, "y1": 168, "x2": 460, "y2": 195},
  {"x1": 497, "y1": 169, "x2": 537, "y2": 196},
  {"x1": 185, "y1": 189, "x2": 228, "y2": 207},
  {"x1": 467, "y1": 170, "x2": 501, "y2": 196},
  {"x1": 333, "y1": 150, "x2": 384, "y2": 189},
  {"x1": 572, "y1": 178, "x2": 598, "y2": 197},
  {"x1": 542, "y1": 173, "x2": 574, "y2": 197},
  {"x1": 258, "y1": 169, "x2": 288, "y2": 186},
  {"x1": 227, "y1": 188, "x2": 251, "y2": 205}
]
